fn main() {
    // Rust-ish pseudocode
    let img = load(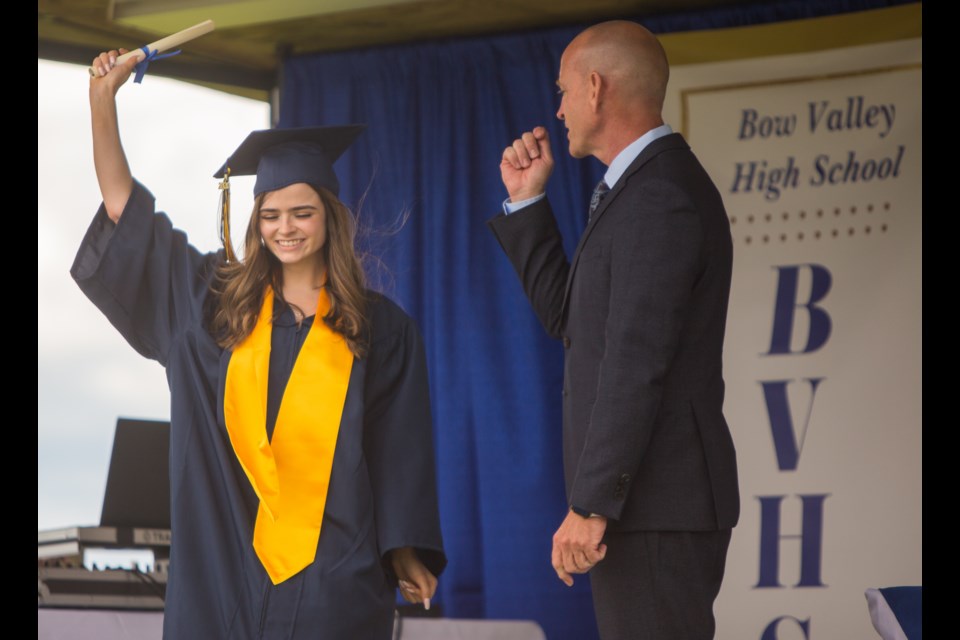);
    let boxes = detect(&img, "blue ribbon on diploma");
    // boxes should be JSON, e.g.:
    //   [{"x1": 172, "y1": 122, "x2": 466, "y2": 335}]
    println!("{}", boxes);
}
[{"x1": 134, "y1": 46, "x2": 182, "y2": 84}]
